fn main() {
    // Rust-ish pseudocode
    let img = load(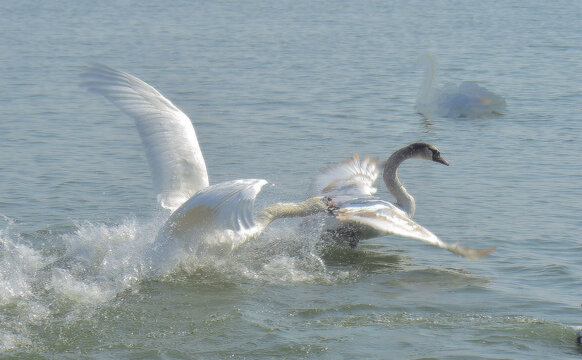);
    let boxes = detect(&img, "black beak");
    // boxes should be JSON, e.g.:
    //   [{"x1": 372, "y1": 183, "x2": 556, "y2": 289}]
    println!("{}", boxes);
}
[{"x1": 434, "y1": 154, "x2": 450, "y2": 166}]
